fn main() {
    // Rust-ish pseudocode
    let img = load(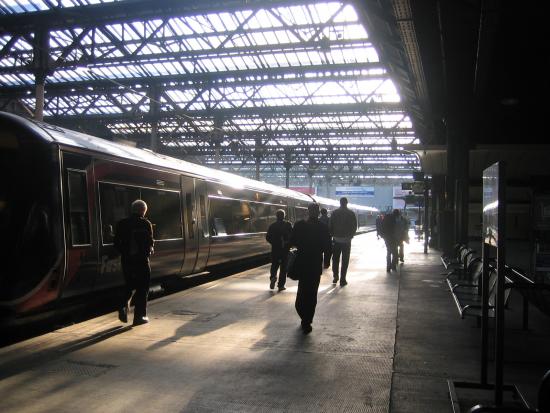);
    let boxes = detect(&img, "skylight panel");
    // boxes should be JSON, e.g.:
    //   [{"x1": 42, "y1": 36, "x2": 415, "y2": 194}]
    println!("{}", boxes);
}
[
  {"x1": 274, "y1": 30, "x2": 294, "y2": 44},
  {"x1": 345, "y1": 24, "x2": 368, "y2": 39},
  {"x1": 206, "y1": 13, "x2": 228, "y2": 32},
  {"x1": 13, "y1": 37, "x2": 33, "y2": 51},
  {"x1": 245, "y1": 9, "x2": 277, "y2": 30},
  {"x1": 168, "y1": 18, "x2": 194, "y2": 36},
  {"x1": 228, "y1": 34, "x2": 250, "y2": 48},
  {"x1": 283, "y1": 6, "x2": 310, "y2": 25},
  {"x1": 0, "y1": 57, "x2": 15, "y2": 67},
  {"x1": 218, "y1": 12, "x2": 240, "y2": 31},
  {"x1": 334, "y1": 4, "x2": 359, "y2": 23},
  {"x1": 364, "y1": 47, "x2": 379, "y2": 62},
  {"x1": 202, "y1": 59, "x2": 217, "y2": 72},
  {"x1": 184, "y1": 15, "x2": 215, "y2": 35},
  {"x1": 184, "y1": 37, "x2": 206, "y2": 51},
  {"x1": 249, "y1": 31, "x2": 269, "y2": 46}
]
